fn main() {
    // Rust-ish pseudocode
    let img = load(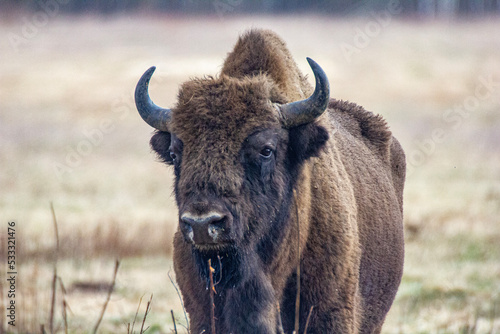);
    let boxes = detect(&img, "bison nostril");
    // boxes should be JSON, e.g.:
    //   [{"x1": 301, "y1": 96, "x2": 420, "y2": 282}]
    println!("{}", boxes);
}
[
  {"x1": 207, "y1": 224, "x2": 218, "y2": 239},
  {"x1": 210, "y1": 216, "x2": 226, "y2": 228},
  {"x1": 184, "y1": 224, "x2": 194, "y2": 242}
]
